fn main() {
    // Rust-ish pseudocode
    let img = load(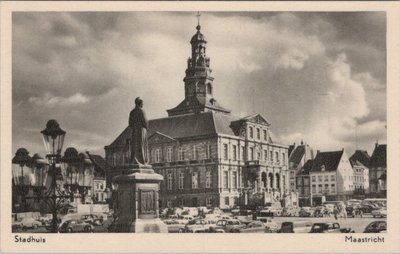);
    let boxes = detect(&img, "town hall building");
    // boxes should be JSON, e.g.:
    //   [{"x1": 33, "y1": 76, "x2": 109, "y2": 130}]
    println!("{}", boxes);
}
[{"x1": 105, "y1": 21, "x2": 294, "y2": 209}]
